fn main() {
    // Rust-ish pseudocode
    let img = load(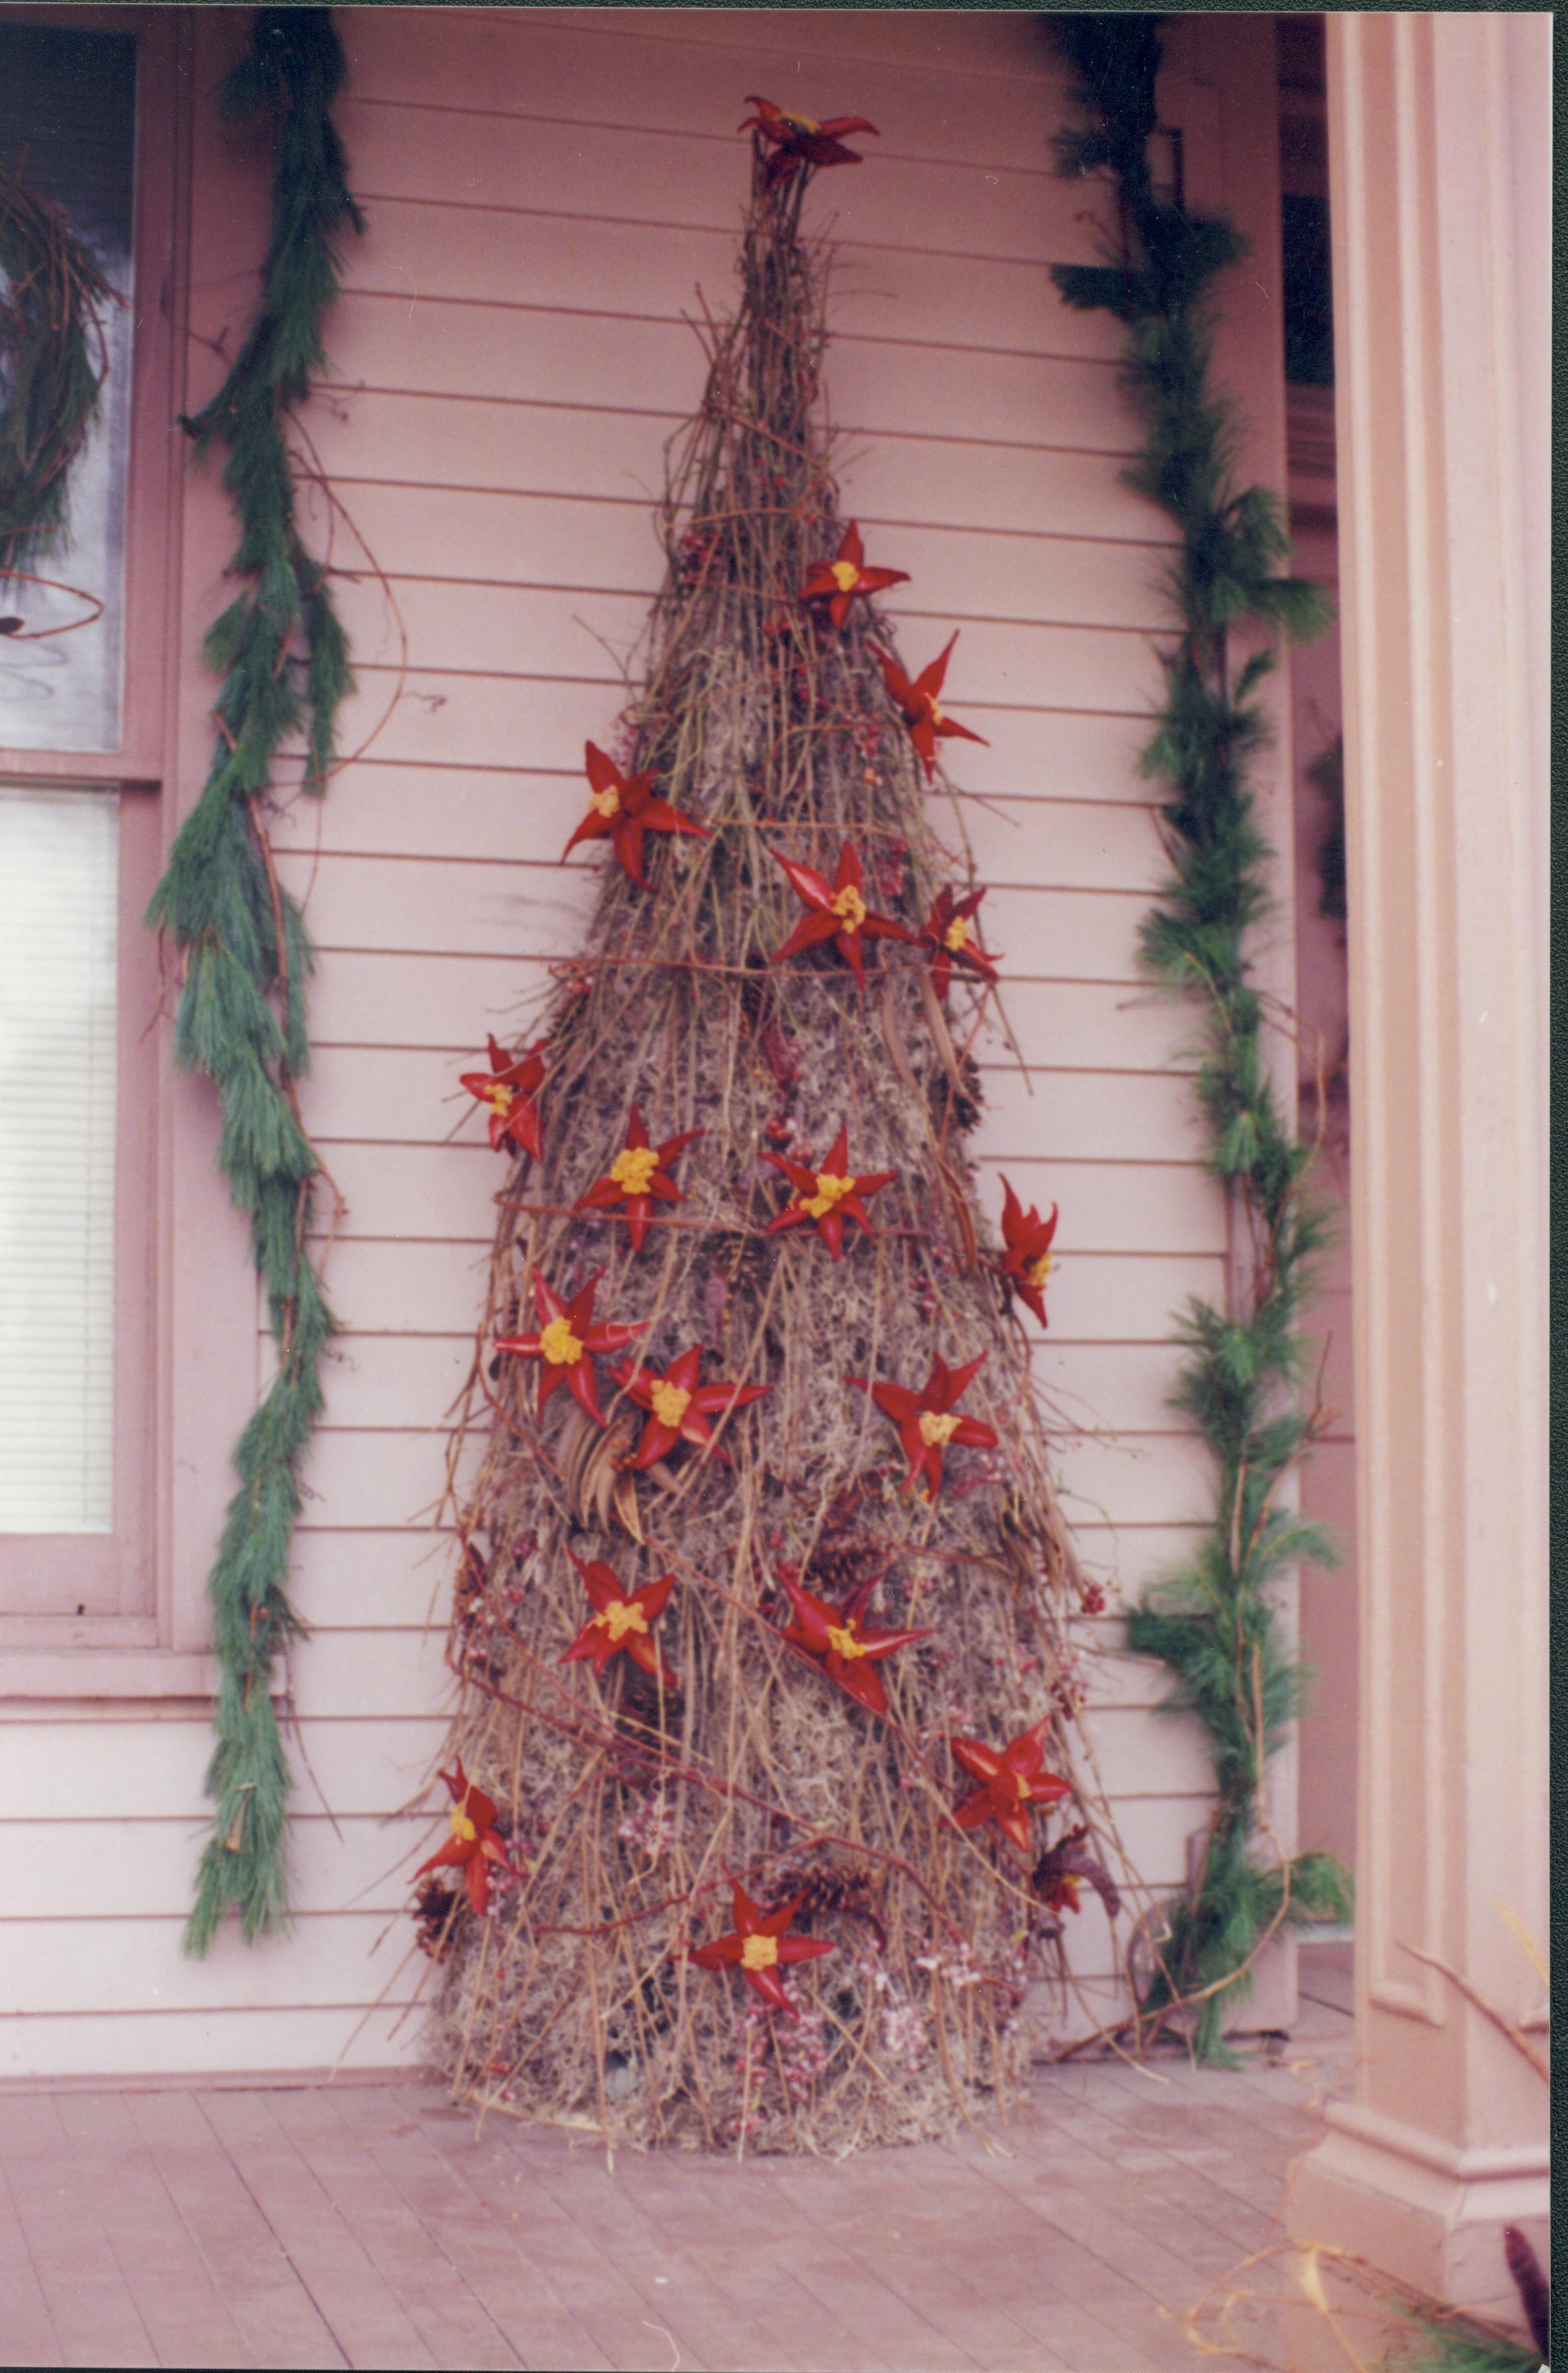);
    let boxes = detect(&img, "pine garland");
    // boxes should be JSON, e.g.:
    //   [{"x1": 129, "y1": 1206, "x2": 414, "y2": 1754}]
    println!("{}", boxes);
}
[
  {"x1": 1394, "y1": 2315, "x2": 1542, "y2": 2373},
  {"x1": 1049, "y1": 15, "x2": 1351, "y2": 2060},
  {"x1": 148, "y1": 7, "x2": 363, "y2": 1951}
]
